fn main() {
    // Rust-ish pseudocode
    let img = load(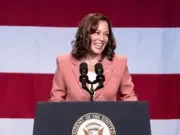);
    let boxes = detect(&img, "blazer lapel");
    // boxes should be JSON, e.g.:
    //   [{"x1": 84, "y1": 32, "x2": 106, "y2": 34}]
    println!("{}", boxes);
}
[
  {"x1": 71, "y1": 57, "x2": 90, "y2": 97},
  {"x1": 103, "y1": 65, "x2": 113, "y2": 87},
  {"x1": 72, "y1": 64, "x2": 82, "y2": 89},
  {"x1": 94, "y1": 57, "x2": 113, "y2": 99}
]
